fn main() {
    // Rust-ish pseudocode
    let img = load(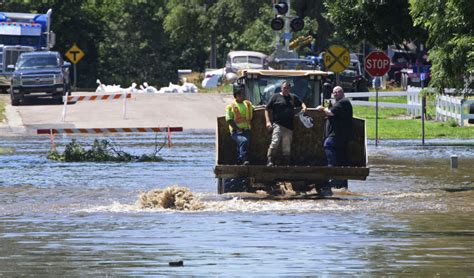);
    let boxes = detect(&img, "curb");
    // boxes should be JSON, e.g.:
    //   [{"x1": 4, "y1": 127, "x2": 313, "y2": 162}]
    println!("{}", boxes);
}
[{"x1": 0, "y1": 104, "x2": 27, "y2": 136}]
